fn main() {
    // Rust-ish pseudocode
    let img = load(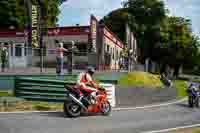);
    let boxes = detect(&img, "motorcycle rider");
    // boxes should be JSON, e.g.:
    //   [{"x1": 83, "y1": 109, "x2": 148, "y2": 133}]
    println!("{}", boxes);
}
[
  {"x1": 188, "y1": 82, "x2": 199, "y2": 97},
  {"x1": 76, "y1": 67, "x2": 99, "y2": 103}
]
